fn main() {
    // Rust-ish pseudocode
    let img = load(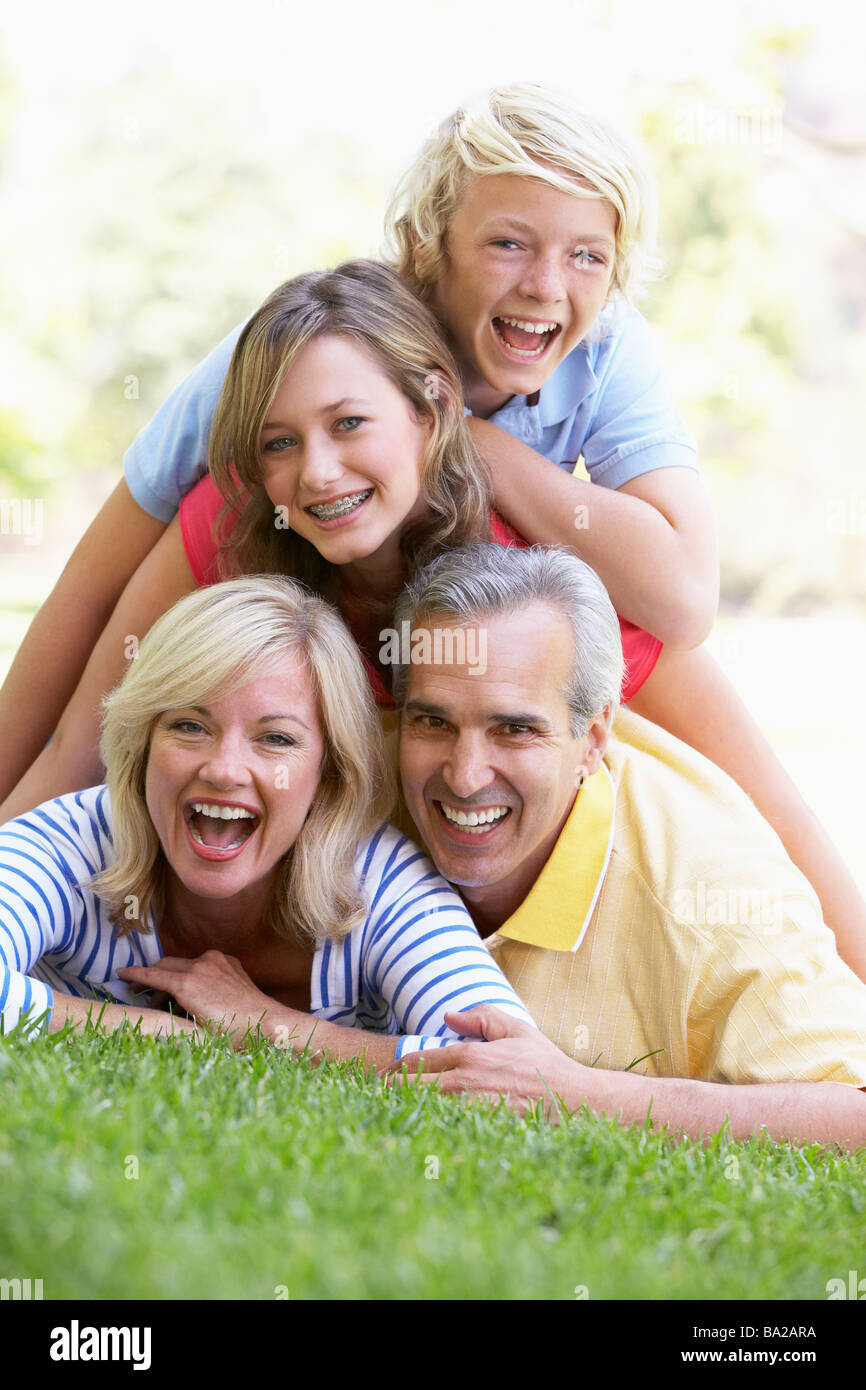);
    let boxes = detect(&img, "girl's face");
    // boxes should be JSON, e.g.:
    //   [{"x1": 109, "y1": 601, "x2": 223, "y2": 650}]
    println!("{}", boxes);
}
[{"x1": 259, "y1": 334, "x2": 433, "y2": 570}]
